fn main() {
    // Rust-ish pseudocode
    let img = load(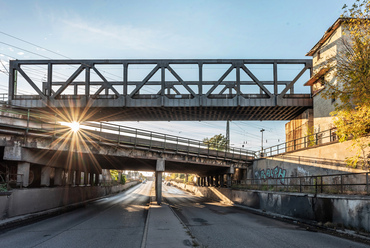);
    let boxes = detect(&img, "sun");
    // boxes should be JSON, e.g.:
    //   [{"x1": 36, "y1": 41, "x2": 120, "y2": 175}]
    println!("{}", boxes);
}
[{"x1": 61, "y1": 121, "x2": 80, "y2": 133}]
